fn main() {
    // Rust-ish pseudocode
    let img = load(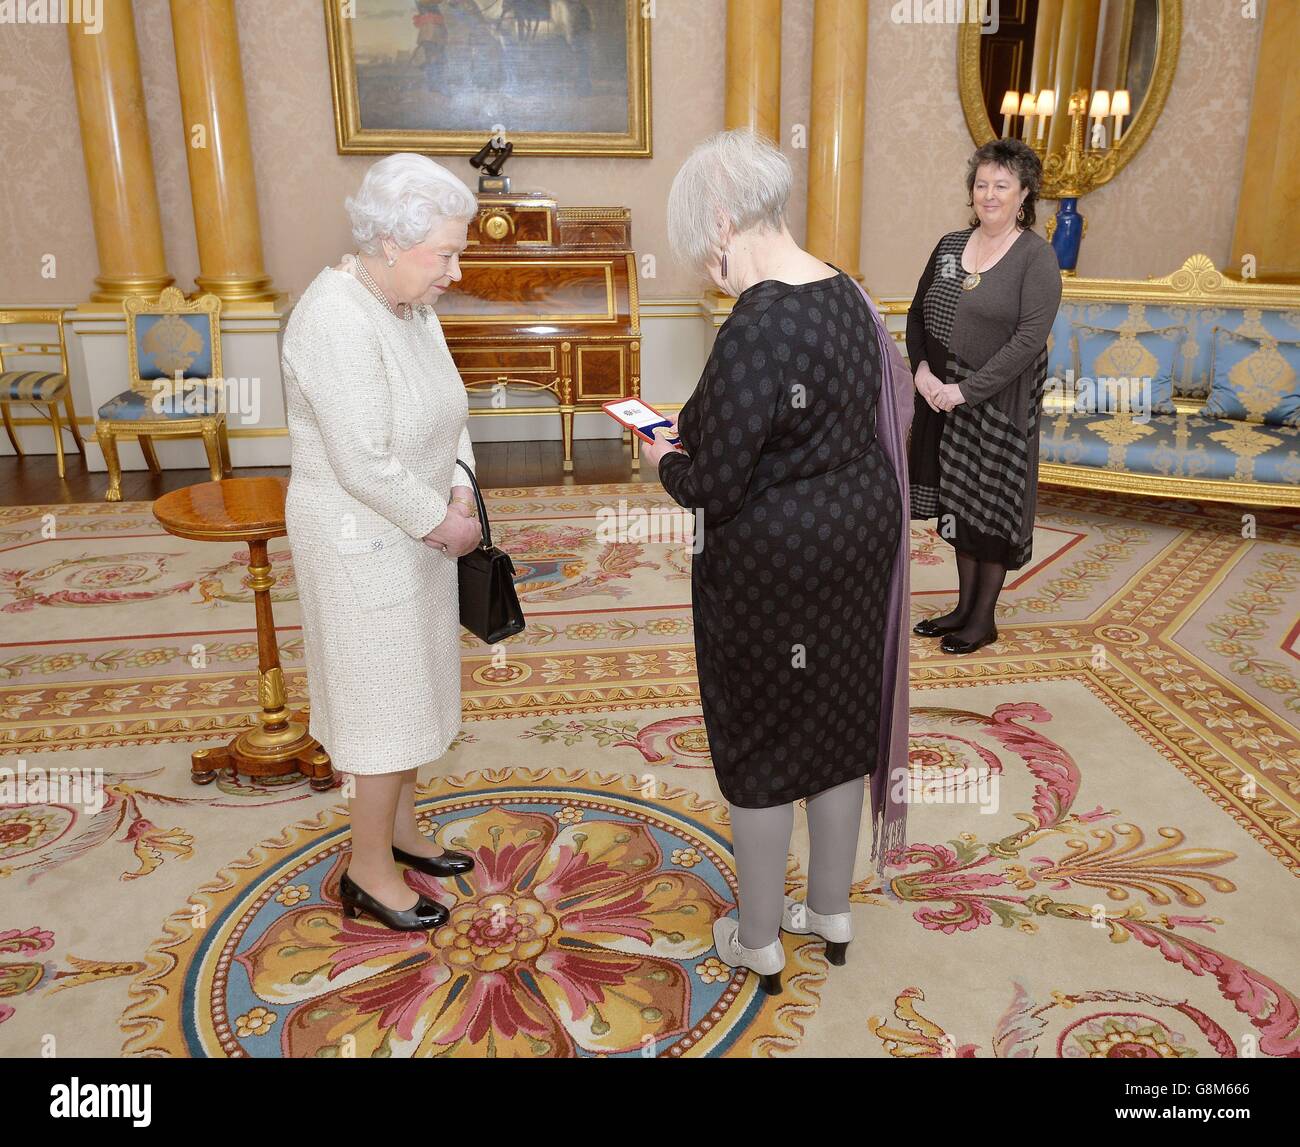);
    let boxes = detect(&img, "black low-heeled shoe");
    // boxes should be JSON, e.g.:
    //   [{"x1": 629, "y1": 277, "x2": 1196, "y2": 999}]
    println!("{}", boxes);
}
[
  {"x1": 913, "y1": 615, "x2": 968, "y2": 637},
  {"x1": 392, "y1": 844, "x2": 475, "y2": 878},
  {"x1": 339, "y1": 870, "x2": 448, "y2": 930},
  {"x1": 939, "y1": 628, "x2": 999, "y2": 655}
]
